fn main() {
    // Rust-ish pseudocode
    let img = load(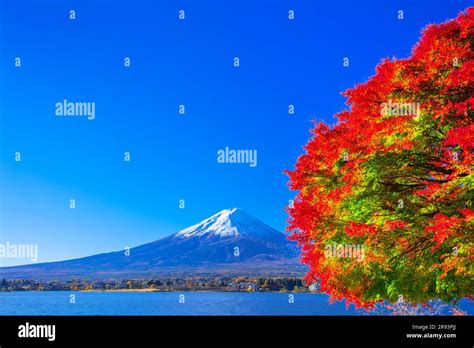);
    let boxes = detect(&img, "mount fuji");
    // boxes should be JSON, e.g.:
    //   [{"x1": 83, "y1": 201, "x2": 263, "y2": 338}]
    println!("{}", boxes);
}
[{"x1": 0, "y1": 208, "x2": 305, "y2": 280}]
